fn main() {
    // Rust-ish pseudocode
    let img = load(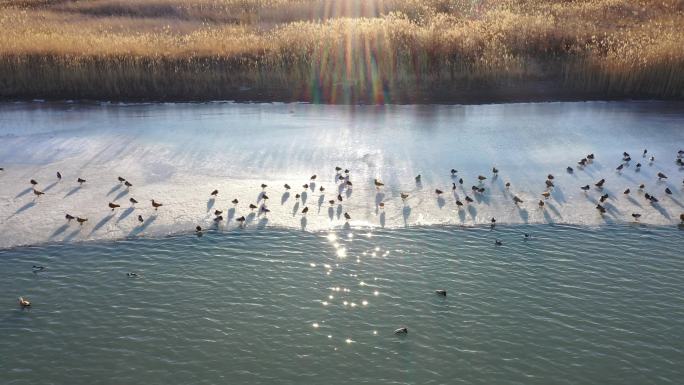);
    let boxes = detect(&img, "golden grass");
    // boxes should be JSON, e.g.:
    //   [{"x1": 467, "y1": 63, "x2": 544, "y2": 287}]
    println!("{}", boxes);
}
[{"x1": 0, "y1": 0, "x2": 683, "y2": 102}]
